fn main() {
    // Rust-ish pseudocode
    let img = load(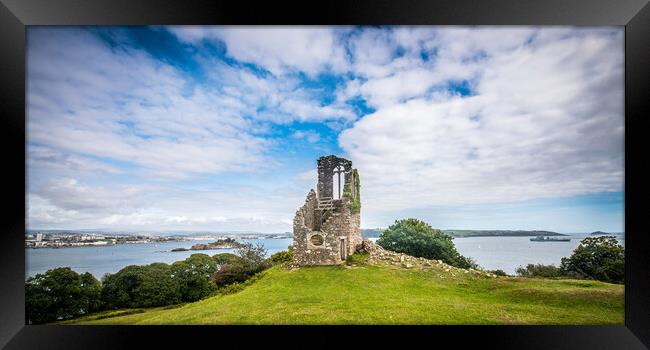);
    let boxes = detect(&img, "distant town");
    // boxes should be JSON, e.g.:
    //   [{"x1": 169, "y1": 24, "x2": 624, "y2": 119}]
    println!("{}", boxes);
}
[{"x1": 24, "y1": 230, "x2": 294, "y2": 249}]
